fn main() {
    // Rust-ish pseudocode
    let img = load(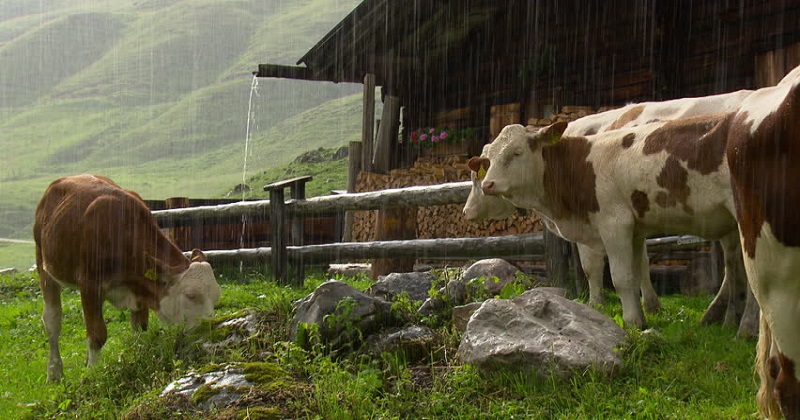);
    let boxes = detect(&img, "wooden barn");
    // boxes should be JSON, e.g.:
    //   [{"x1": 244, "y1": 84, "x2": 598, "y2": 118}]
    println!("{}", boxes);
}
[
  {"x1": 254, "y1": 0, "x2": 800, "y2": 277},
  {"x1": 258, "y1": 0, "x2": 800, "y2": 167}
]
